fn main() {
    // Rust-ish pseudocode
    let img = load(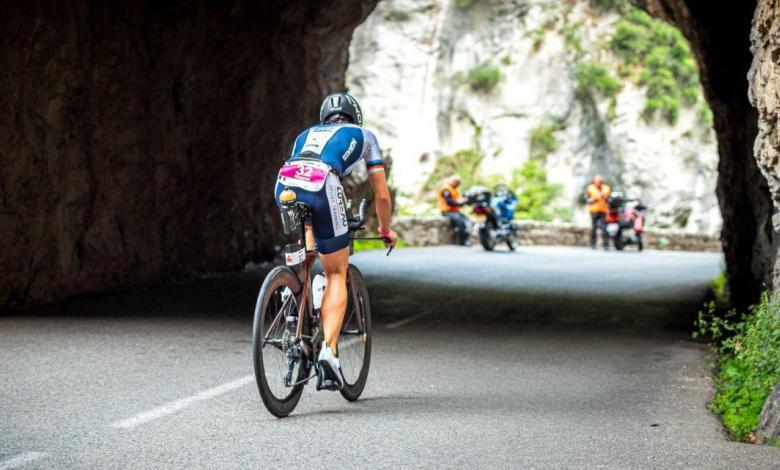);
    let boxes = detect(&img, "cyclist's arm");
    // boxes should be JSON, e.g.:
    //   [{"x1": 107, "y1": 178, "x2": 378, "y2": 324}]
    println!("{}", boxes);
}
[{"x1": 369, "y1": 171, "x2": 393, "y2": 233}]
